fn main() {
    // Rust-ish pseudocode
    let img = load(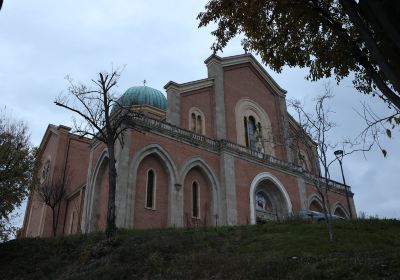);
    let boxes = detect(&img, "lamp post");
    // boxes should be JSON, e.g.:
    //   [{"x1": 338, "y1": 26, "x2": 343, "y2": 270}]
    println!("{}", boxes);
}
[{"x1": 334, "y1": 150, "x2": 353, "y2": 219}]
